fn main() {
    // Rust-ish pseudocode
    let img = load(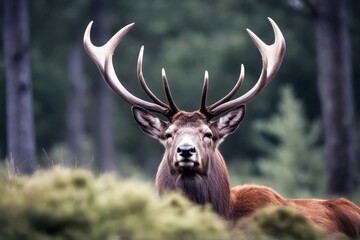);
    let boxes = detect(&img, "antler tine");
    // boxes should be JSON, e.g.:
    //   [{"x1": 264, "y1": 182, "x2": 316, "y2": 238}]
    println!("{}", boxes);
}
[
  {"x1": 137, "y1": 46, "x2": 168, "y2": 108},
  {"x1": 200, "y1": 71, "x2": 209, "y2": 114},
  {"x1": 84, "y1": 21, "x2": 170, "y2": 116},
  {"x1": 207, "y1": 64, "x2": 245, "y2": 111},
  {"x1": 246, "y1": 17, "x2": 286, "y2": 82},
  {"x1": 162, "y1": 68, "x2": 179, "y2": 115},
  {"x1": 208, "y1": 18, "x2": 285, "y2": 117}
]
